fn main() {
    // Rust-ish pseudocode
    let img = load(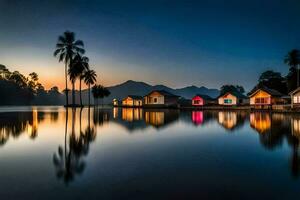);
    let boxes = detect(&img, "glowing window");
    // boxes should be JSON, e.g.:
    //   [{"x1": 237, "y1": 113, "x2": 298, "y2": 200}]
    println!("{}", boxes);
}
[{"x1": 224, "y1": 99, "x2": 232, "y2": 104}]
